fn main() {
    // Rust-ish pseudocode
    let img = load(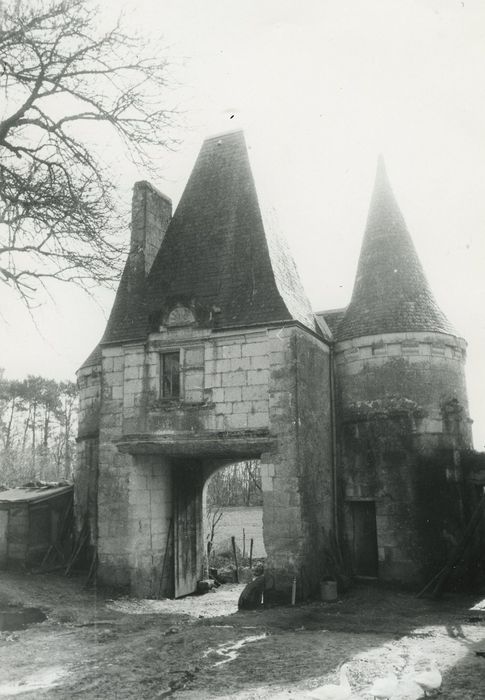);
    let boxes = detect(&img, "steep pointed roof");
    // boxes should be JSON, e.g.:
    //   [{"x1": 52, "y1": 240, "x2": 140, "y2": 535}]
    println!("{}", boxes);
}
[
  {"x1": 79, "y1": 246, "x2": 148, "y2": 369},
  {"x1": 337, "y1": 157, "x2": 456, "y2": 341},
  {"x1": 146, "y1": 130, "x2": 317, "y2": 332}
]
